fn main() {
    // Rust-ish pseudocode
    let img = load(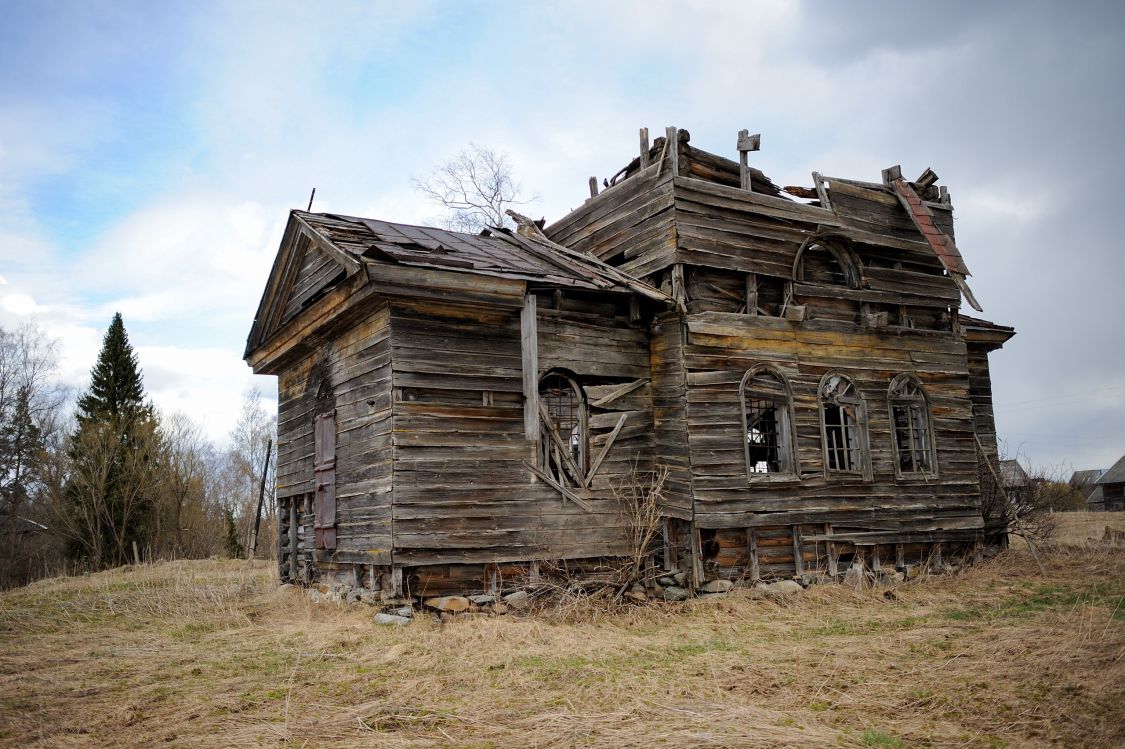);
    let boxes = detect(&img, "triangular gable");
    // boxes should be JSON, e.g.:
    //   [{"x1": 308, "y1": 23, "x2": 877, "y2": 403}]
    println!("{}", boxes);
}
[{"x1": 245, "y1": 212, "x2": 359, "y2": 358}]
